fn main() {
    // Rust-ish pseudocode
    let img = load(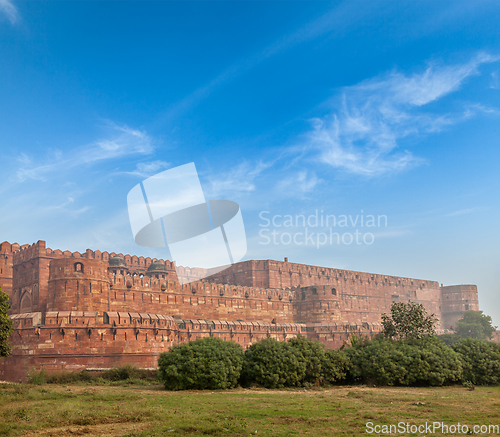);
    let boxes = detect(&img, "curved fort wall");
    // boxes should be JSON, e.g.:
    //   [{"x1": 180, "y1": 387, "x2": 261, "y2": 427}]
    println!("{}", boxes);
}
[
  {"x1": 440, "y1": 285, "x2": 479, "y2": 330},
  {"x1": 0, "y1": 240, "x2": 482, "y2": 381},
  {"x1": 45, "y1": 257, "x2": 295, "y2": 323}
]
